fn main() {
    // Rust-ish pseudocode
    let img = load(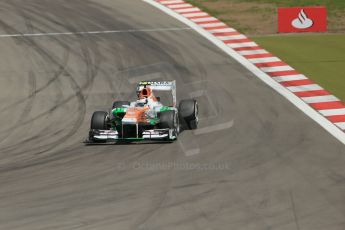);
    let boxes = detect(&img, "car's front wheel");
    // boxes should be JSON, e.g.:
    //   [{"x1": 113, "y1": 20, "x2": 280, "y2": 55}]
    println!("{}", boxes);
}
[
  {"x1": 90, "y1": 111, "x2": 109, "y2": 130},
  {"x1": 159, "y1": 110, "x2": 179, "y2": 140}
]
